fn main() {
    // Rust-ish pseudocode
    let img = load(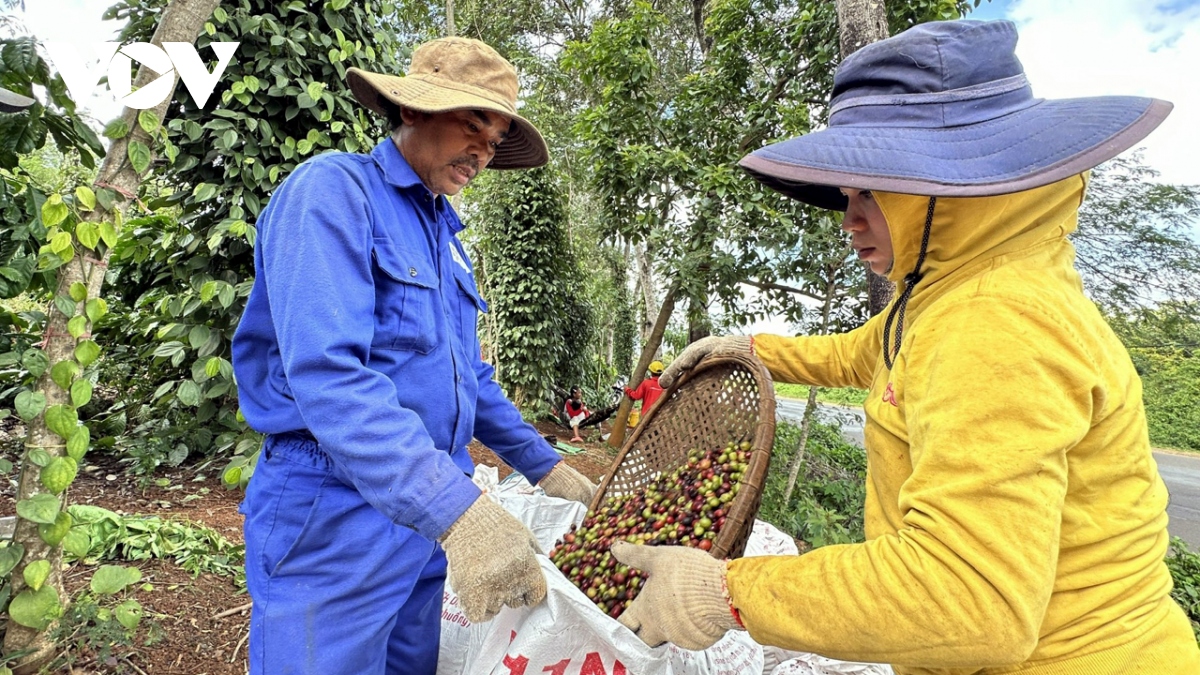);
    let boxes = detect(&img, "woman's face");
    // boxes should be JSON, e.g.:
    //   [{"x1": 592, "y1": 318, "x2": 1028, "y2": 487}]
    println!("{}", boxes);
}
[{"x1": 840, "y1": 188, "x2": 893, "y2": 276}]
